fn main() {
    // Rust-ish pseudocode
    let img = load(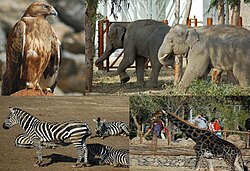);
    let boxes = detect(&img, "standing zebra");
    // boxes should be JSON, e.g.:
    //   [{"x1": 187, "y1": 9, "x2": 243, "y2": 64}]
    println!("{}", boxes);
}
[
  {"x1": 87, "y1": 143, "x2": 129, "y2": 167},
  {"x1": 93, "y1": 117, "x2": 129, "y2": 139},
  {"x1": 2, "y1": 107, "x2": 91, "y2": 167}
]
